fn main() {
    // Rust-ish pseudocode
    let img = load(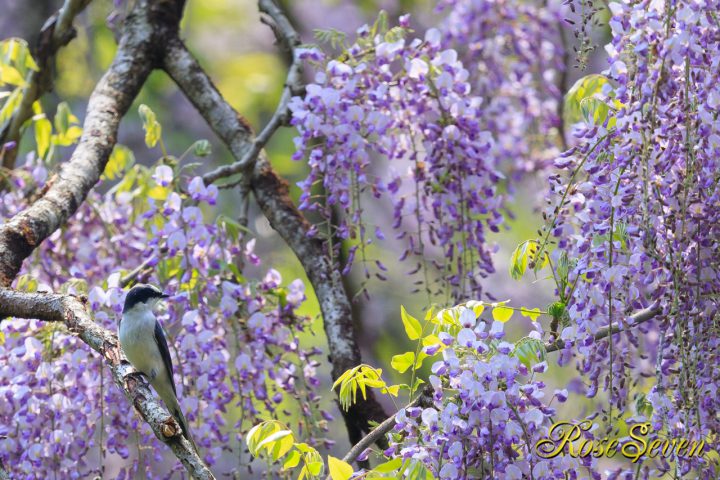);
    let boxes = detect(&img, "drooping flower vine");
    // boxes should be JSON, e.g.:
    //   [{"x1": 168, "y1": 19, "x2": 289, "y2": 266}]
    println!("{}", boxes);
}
[
  {"x1": 291, "y1": 1, "x2": 565, "y2": 303},
  {"x1": 536, "y1": 1, "x2": 720, "y2": 477},
  {"x1": 437, "y1": 0, "x2": 566, "y2": 175}
]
